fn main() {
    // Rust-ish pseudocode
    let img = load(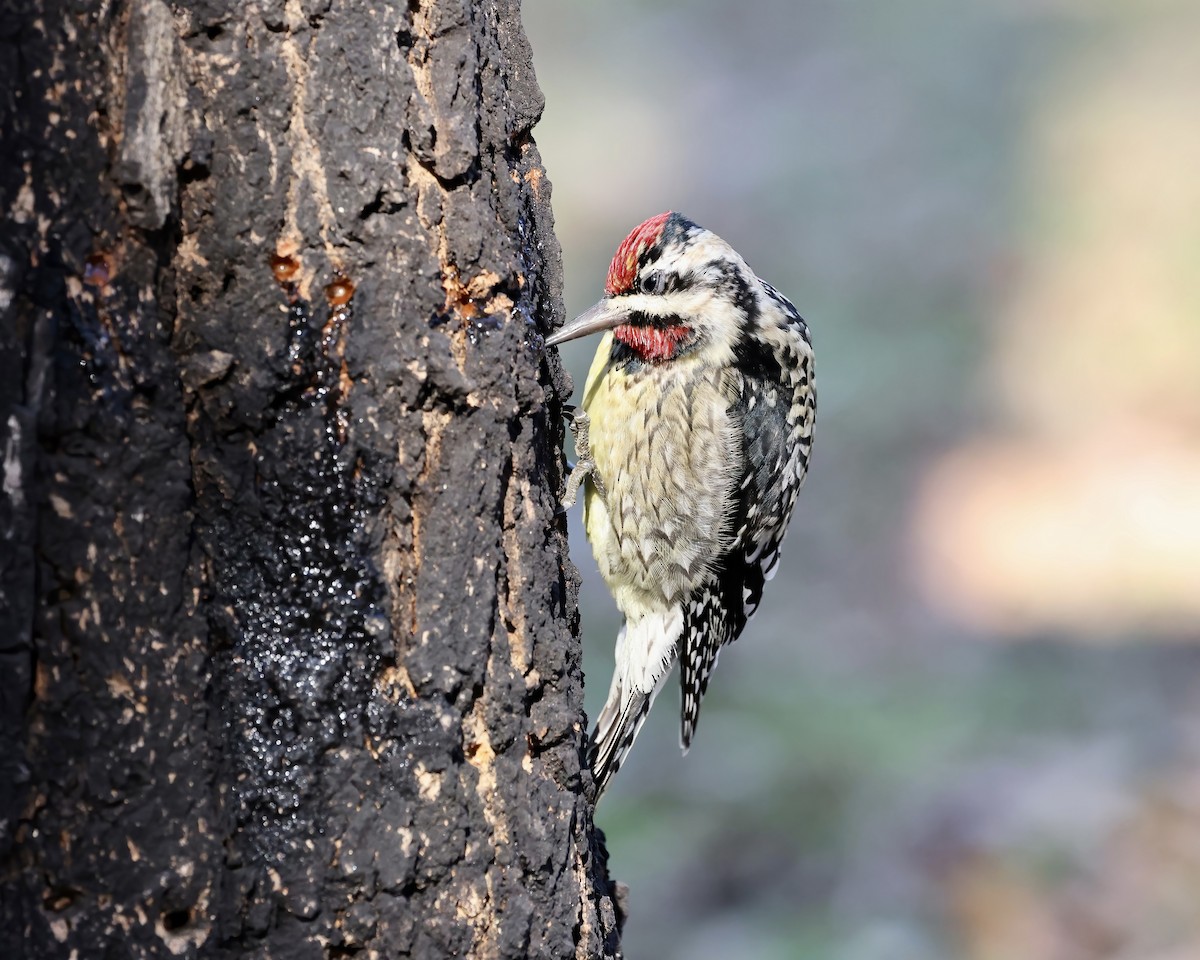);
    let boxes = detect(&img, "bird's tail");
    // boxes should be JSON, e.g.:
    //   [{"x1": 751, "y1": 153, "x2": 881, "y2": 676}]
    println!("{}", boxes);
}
[
  {"x1": 589, "y1": 678, "x2": 652, "y2": 799},
  {"x1": 589, "y1": 611, "x2": 681, "y2": 799}
]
